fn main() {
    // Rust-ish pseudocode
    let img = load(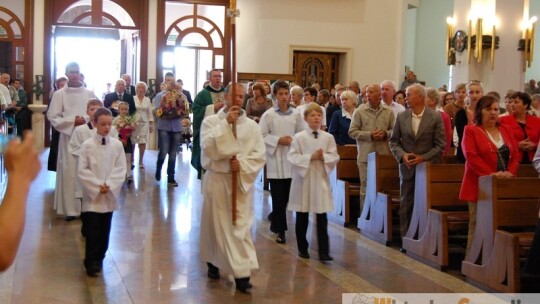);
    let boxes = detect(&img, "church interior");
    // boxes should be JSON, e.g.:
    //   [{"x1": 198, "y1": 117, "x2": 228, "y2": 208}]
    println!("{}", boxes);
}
[{"x1": 1, "y1": 0, "x2": 540, "y2": 303}]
